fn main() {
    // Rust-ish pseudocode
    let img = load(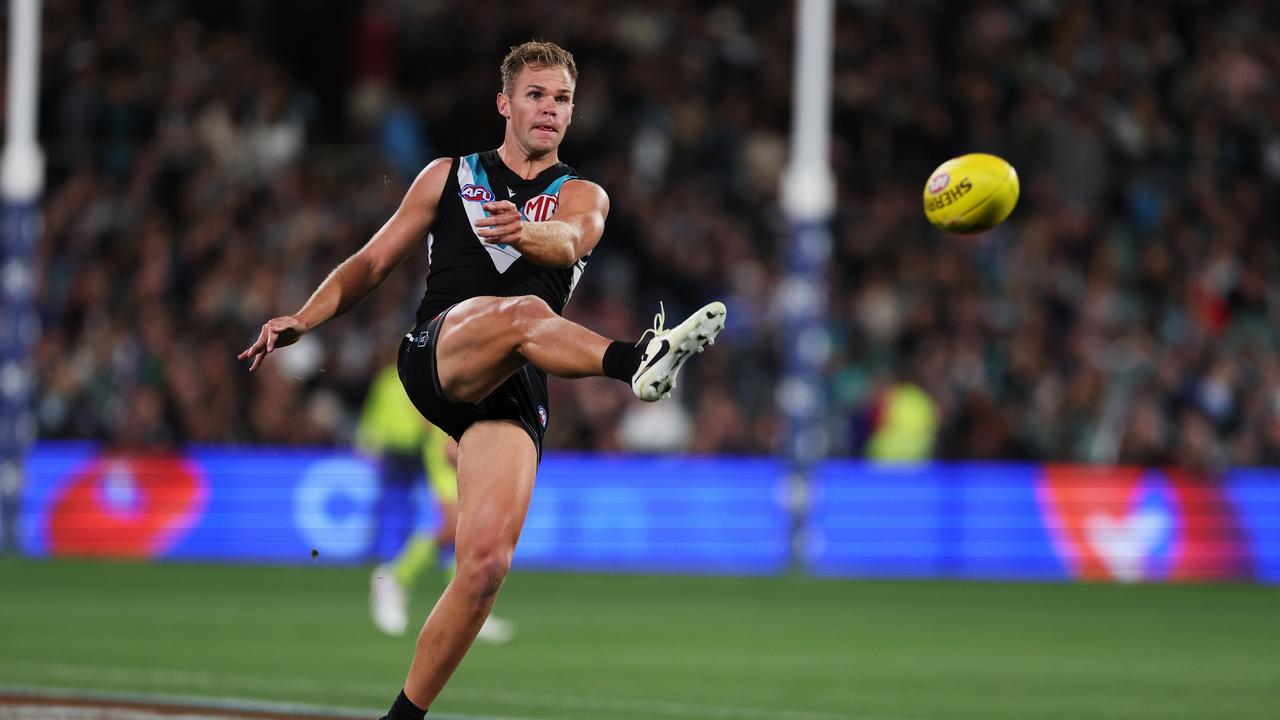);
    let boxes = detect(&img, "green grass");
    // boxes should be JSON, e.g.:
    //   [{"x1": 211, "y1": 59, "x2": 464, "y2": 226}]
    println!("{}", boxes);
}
[{"x1": 0, "y1": 559, "x2": 1277, "y2": 719}]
